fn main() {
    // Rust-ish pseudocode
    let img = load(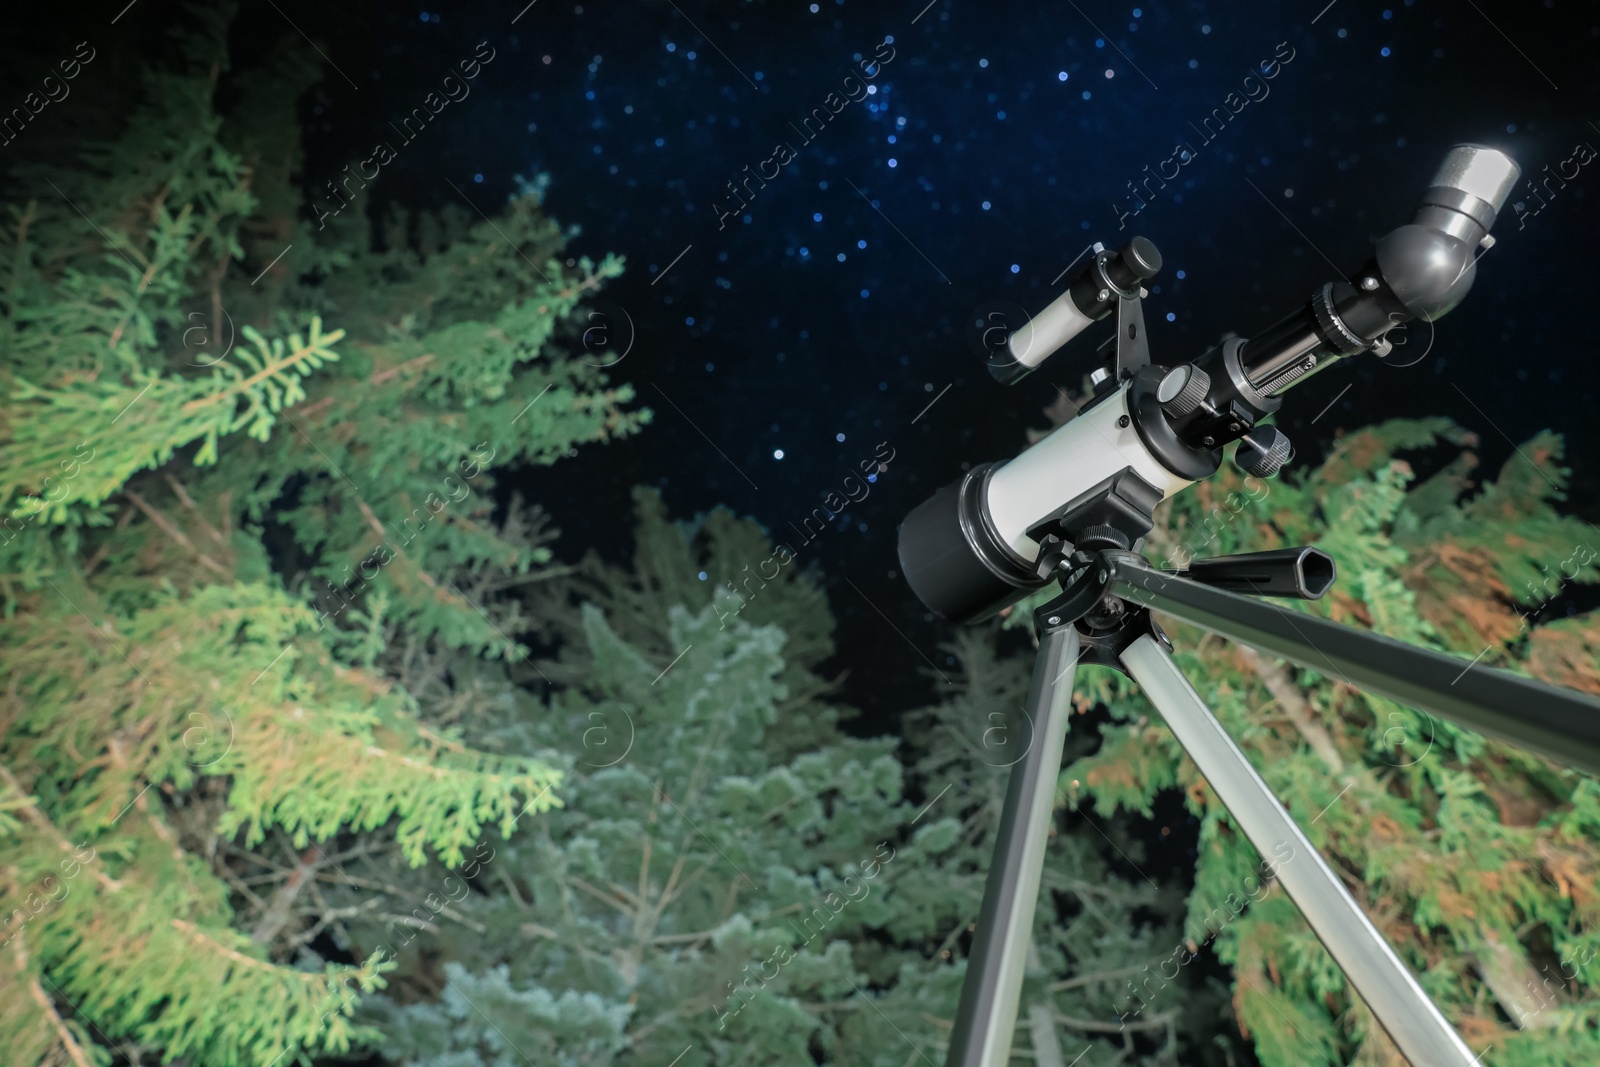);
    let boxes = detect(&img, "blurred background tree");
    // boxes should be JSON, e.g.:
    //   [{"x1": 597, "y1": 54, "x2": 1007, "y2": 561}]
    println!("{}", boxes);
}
[
  {"x1": 0, "y1": 6, "x2": 642, "y2": 1063},
  {"x1": 356, "y1": 489, "x2": 1232, "y2": 1067}
]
